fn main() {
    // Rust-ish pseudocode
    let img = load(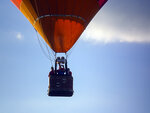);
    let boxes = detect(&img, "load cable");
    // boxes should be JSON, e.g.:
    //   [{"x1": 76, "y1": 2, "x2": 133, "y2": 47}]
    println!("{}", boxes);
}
[{"x1": 35, "y1": 30, "x2": 54, "y2": 67}]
